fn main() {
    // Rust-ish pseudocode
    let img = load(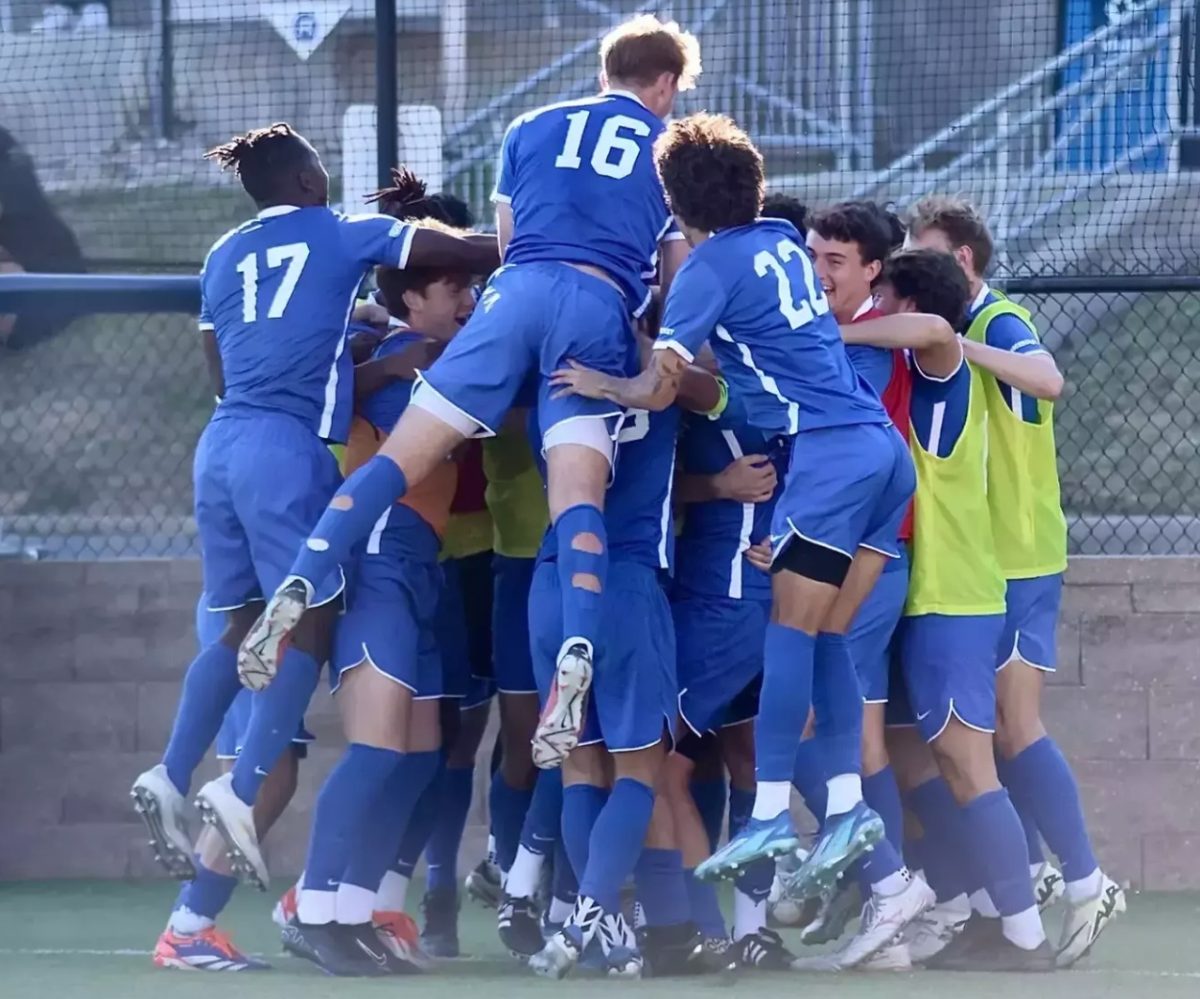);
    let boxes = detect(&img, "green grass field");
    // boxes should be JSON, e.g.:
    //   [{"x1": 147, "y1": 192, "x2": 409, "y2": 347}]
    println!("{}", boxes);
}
[{"x1": 1, "y1": 881, "x2": 1198, "y2": 999}]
